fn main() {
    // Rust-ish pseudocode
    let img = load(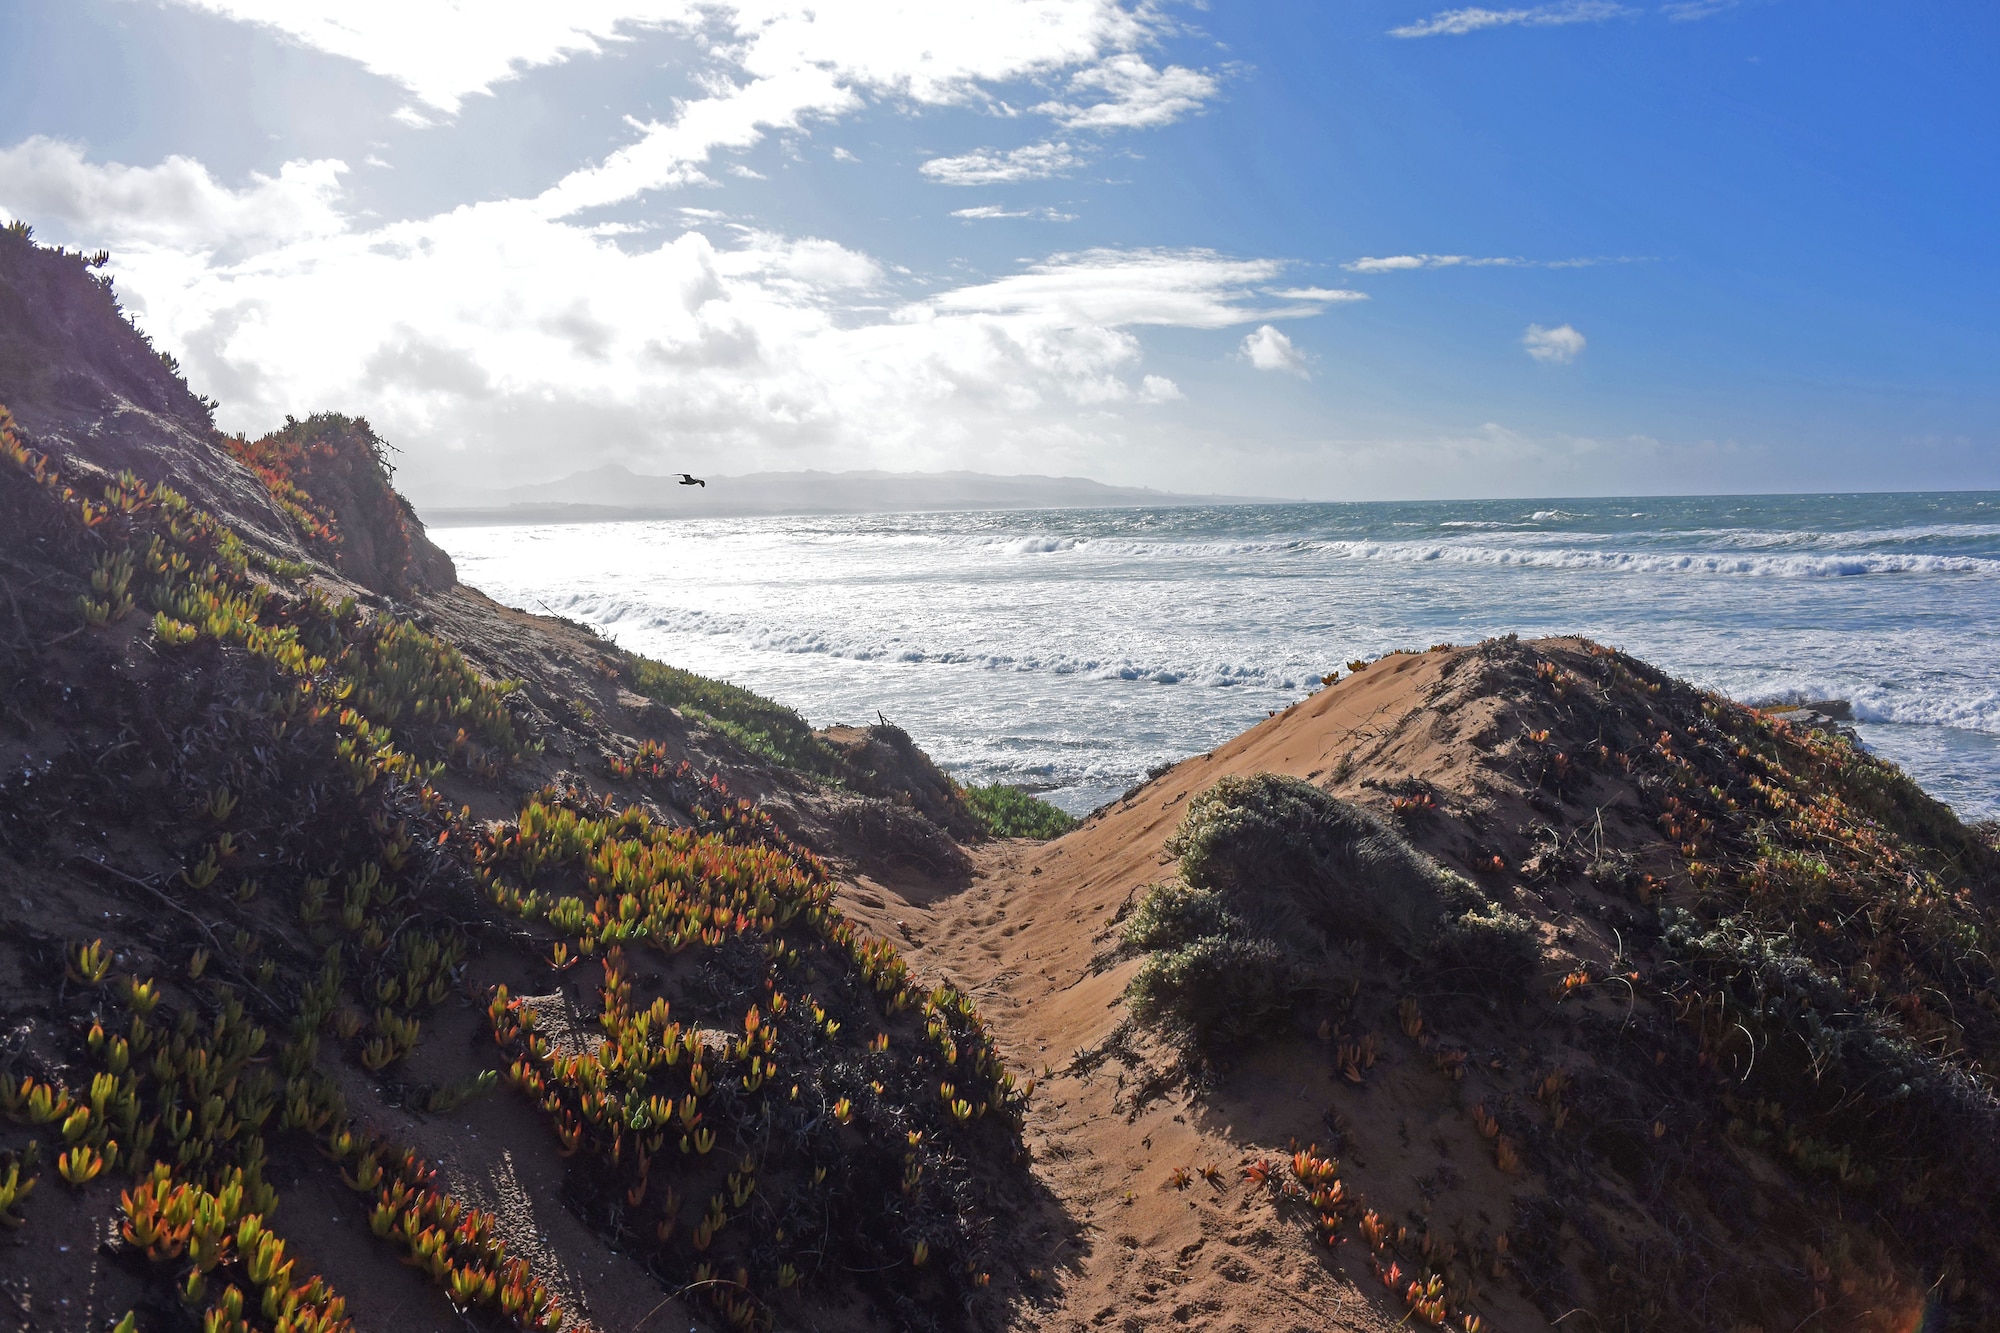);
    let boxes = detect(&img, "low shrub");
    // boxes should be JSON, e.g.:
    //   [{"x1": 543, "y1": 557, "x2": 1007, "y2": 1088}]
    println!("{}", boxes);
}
[
  {"x1": 1125, "y1": 773, "x2": 1539, "y2": 1064},
  {"x1": 962, "y1": 782, "x2": 1078, "y2": 839},
  {"x1": 1426, "y1": 904, "x2": 1542, "y2": 996},
  {"x1": 623, "y1": 654, "x2": 846, "y2": 777},
  {"x1": 1127, "y1": 935, "x2": 1307, "y2": 1054},
  {"x1": 1165, "y1": 773, "x2": 1467, "y2": 956},
  {"x1": 1121, "y1": 881, "x2": 1234, "y2": 953}
]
